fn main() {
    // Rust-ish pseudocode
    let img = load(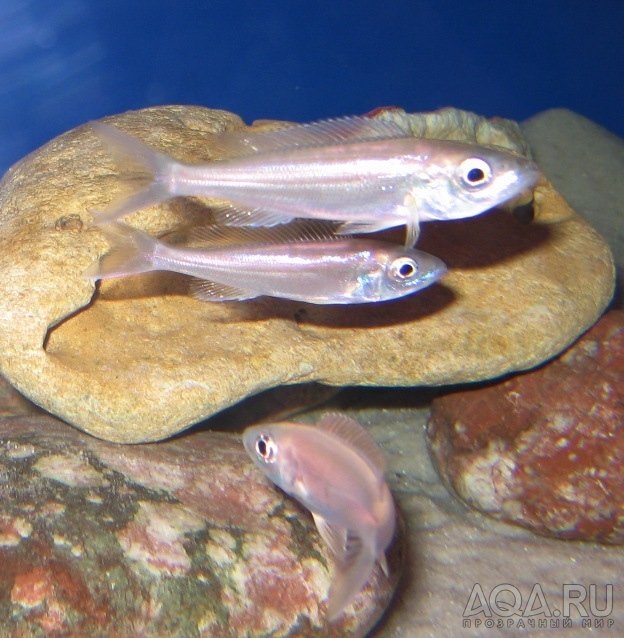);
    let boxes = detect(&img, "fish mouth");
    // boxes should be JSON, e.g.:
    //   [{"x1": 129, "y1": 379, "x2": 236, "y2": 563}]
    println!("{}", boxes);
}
[{"x1": 516, "y1": 159, "x2": 542, "y2": 190}]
